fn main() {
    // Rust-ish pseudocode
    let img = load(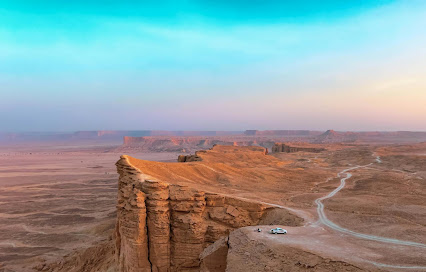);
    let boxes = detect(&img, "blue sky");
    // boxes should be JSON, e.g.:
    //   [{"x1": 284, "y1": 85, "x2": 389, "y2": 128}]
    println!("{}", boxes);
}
[{"x1": 1, "y1": 0, "x2": 425, "y2": 131}]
